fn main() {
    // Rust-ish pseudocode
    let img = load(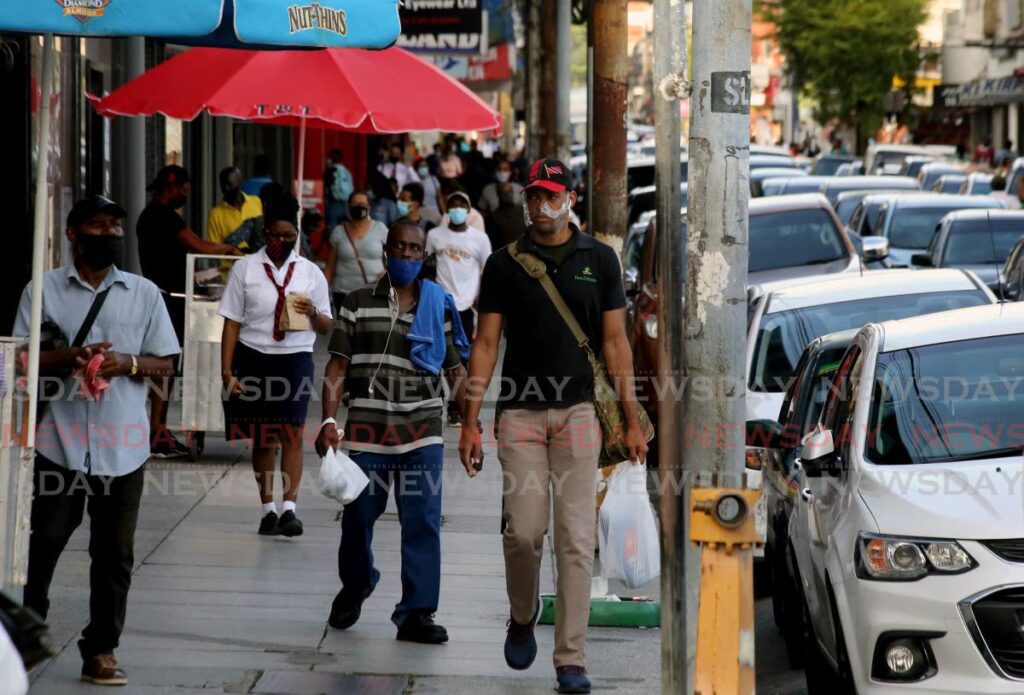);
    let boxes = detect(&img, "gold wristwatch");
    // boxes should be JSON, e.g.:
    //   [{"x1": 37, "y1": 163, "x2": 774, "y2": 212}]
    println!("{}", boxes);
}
[{"x1": 130, "y1": 354, "x2": 139, "y2": 376}]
